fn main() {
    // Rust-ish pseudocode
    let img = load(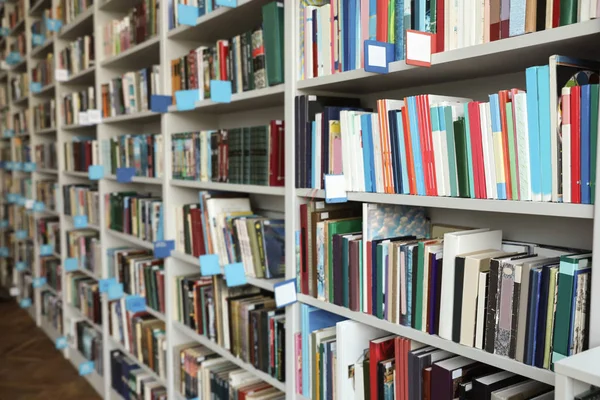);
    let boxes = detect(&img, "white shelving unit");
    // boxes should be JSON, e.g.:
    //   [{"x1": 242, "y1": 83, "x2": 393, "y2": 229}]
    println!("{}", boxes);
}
[{"x1": 1, "y1": 0, "x2": 598, "y2": 399}]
